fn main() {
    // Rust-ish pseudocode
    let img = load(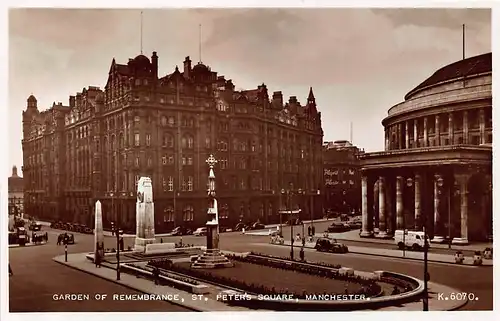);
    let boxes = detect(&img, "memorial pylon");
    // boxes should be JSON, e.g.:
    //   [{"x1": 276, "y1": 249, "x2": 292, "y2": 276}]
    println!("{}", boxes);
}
[
  {"x1": 94, "y1": 200, "x2": 104, "y2": 260},
  {"x1": 134, "y1": 177, "x2": 156, "y2": 252}
]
